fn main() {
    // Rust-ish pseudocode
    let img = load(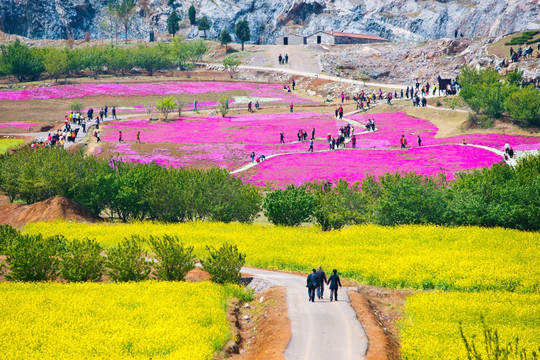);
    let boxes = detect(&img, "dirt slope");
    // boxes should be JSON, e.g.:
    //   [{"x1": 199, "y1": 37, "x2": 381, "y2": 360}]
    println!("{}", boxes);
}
[{"x1": 0, "y1": 196, "x2": 99, "y2": 228}]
